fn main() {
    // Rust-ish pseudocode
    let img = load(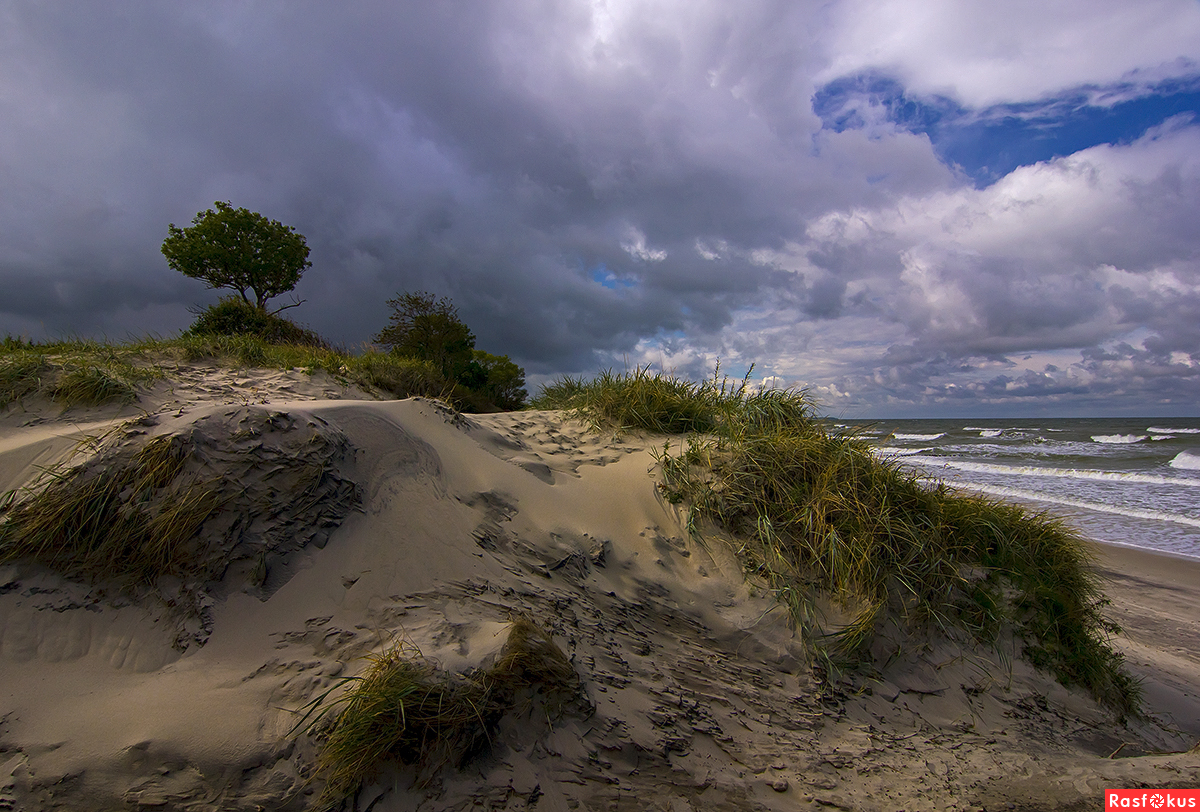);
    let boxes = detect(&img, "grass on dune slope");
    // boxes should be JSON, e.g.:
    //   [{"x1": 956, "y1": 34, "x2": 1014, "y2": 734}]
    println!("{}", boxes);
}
[
  {"x1": 533, "y1": 366, "x2": 1139, "y2": 717},
  {"x1": 0, "y1": 334, "x2": 449, "y2": 409}
]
